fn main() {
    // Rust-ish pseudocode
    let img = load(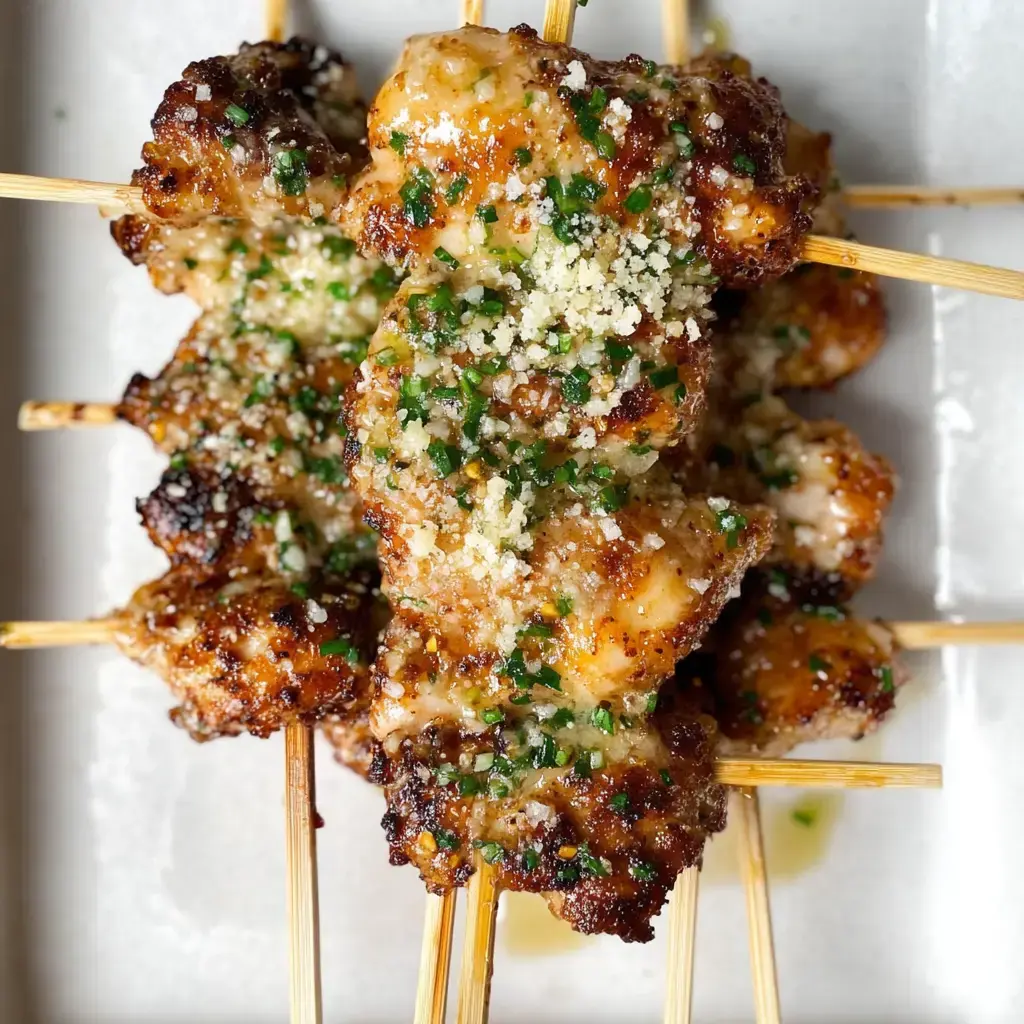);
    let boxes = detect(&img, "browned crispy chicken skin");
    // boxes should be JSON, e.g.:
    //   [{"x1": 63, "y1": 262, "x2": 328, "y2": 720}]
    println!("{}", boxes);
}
[
  {"x1": 114, "y1": 468, "x2": 385, "y2": 740},
  {"x1": 337, "y1": 25, "x2": 821, "y2": 939},
  {"x1": 104, "y1": 39, "x2": 391, "y2": 744}
]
